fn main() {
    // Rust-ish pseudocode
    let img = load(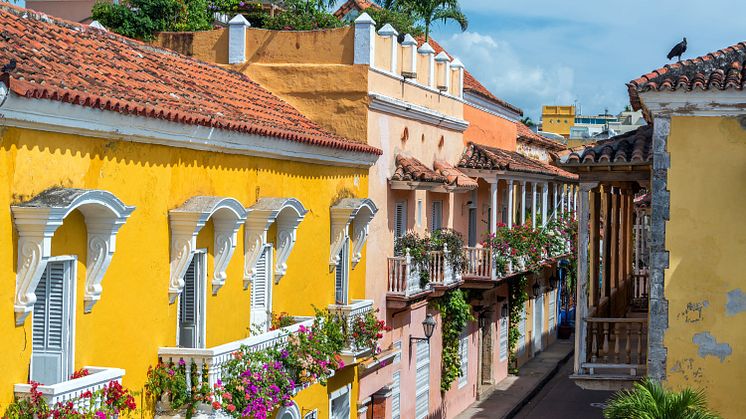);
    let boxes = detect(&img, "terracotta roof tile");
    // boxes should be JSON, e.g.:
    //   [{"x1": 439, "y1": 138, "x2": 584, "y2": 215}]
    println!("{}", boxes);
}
[
  {"x1": 628, "y1": 41, "x2": 746, "y2": 111},
  {"x1": 433, "y1": 160, "x2": 478, "y2": 189},
  {"x1": 392, "y1": 154, "x2": 447, "y2": 183},
  {"x1": 0, "y1": 4, "x2": 381, "y2": 156},
  {"x1": 516, "y1": 122, "x2": 565, "y2": 152},
  {"x1": 561, "y1": 125, "x2": 652, "y2": 166},
  {"x1": 458, "y1": 142, "x2": 577, "y2": 180},
  {"x1": 333, "y1": 0, "x2": 379, "y2": 18}
]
